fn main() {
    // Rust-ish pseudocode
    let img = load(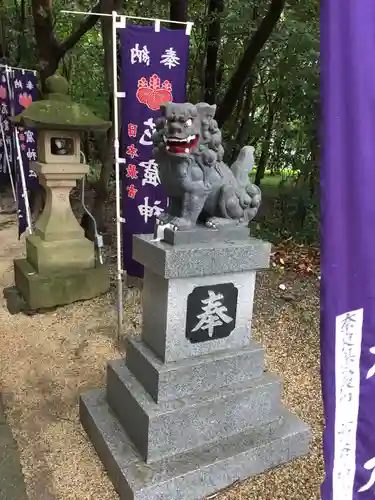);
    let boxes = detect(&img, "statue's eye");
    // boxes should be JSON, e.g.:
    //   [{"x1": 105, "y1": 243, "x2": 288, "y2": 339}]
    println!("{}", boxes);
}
[{"x1": 185, "y1": 119, "x2": 192, "y2": 127}]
